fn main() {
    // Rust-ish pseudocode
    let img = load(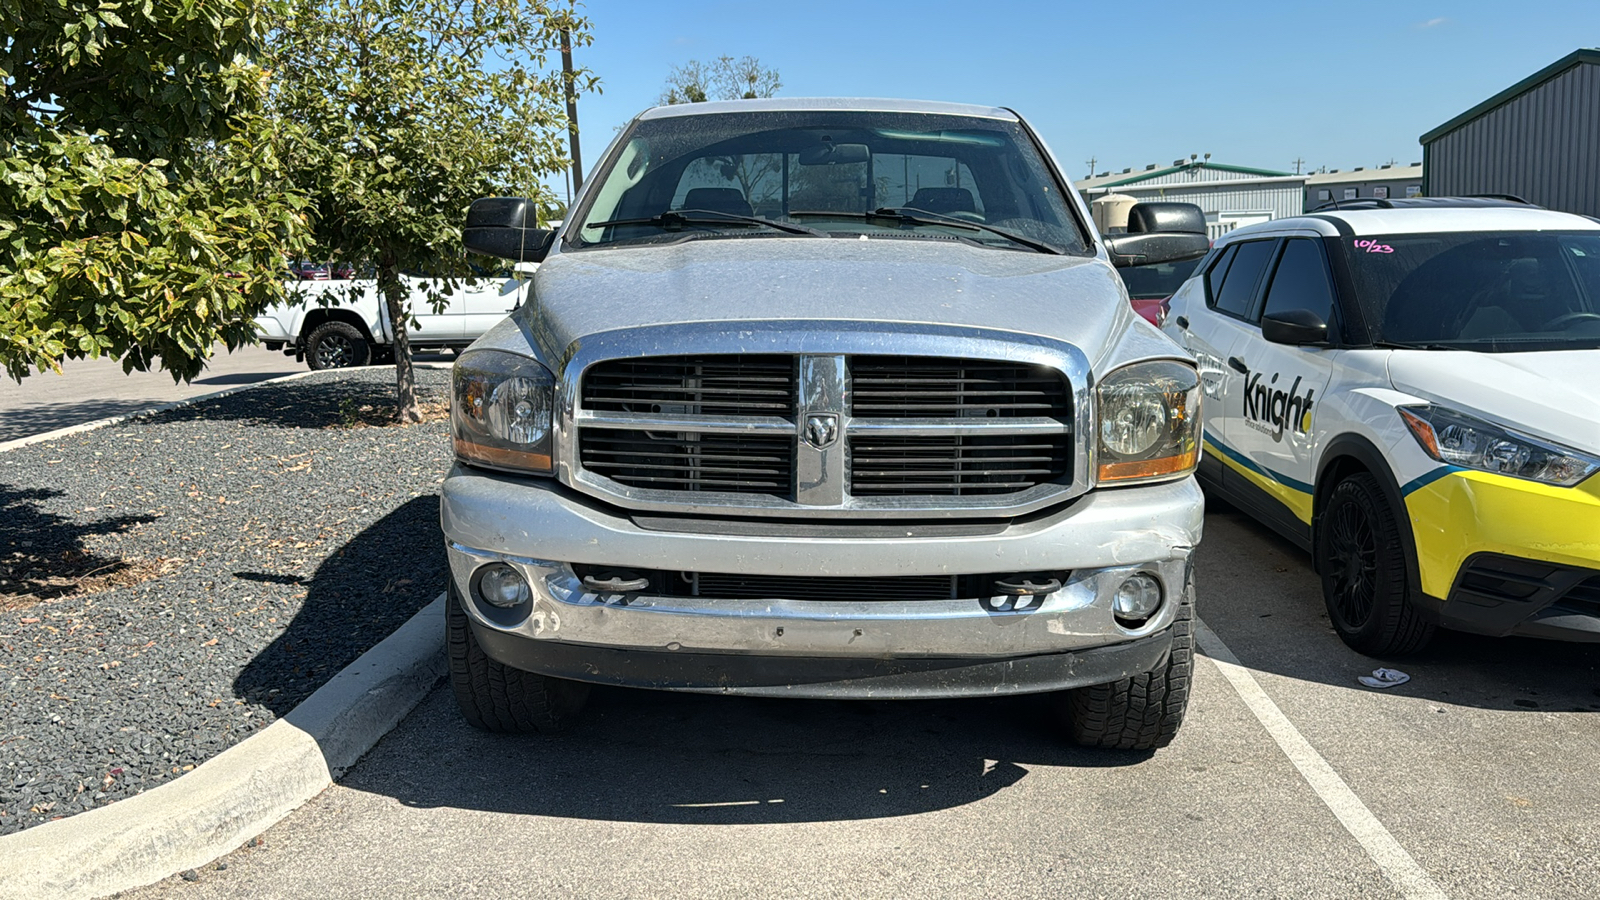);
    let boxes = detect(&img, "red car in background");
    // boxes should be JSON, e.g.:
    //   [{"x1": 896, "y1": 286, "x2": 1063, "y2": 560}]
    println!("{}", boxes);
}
[{"x1": 1118, "y1": 256, "x2": 1205, "y2": 326}]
